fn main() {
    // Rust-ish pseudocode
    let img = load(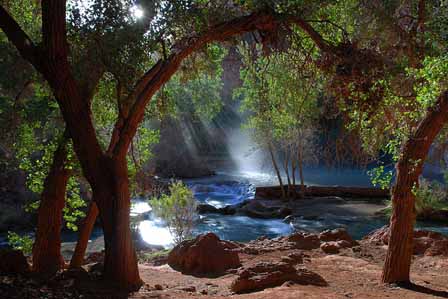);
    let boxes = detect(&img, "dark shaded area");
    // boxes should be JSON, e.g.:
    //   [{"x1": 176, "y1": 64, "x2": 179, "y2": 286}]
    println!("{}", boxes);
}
[{"x1": 396, "y1": 282, "x2": 448, "y2": 298}]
